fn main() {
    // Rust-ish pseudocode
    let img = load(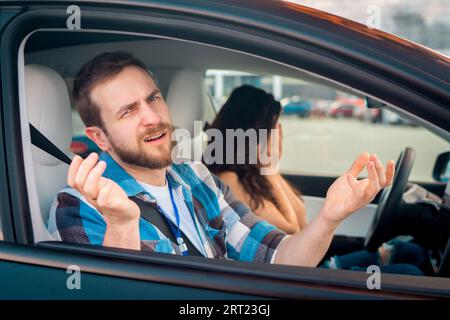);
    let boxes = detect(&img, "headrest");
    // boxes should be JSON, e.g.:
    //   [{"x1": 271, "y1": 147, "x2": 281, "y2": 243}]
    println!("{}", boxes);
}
[
  {"x1": 165, "y1": 68, "x2": 206, "y2": 136},
  {"x1": 25, "y1": 64, "x2": 73, "y2": 165}
]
